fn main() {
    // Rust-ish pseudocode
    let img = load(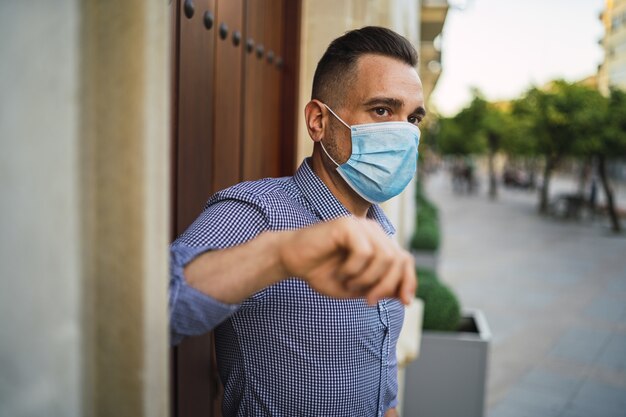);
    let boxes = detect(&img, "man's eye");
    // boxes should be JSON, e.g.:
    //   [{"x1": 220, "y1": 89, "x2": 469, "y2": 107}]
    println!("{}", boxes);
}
[
  {"x1": 408, "y1": 116, "x2": 419, "y2": 125},
  {"x1": 375, "y1": 108, "x2": 388, "y2": 116}
]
